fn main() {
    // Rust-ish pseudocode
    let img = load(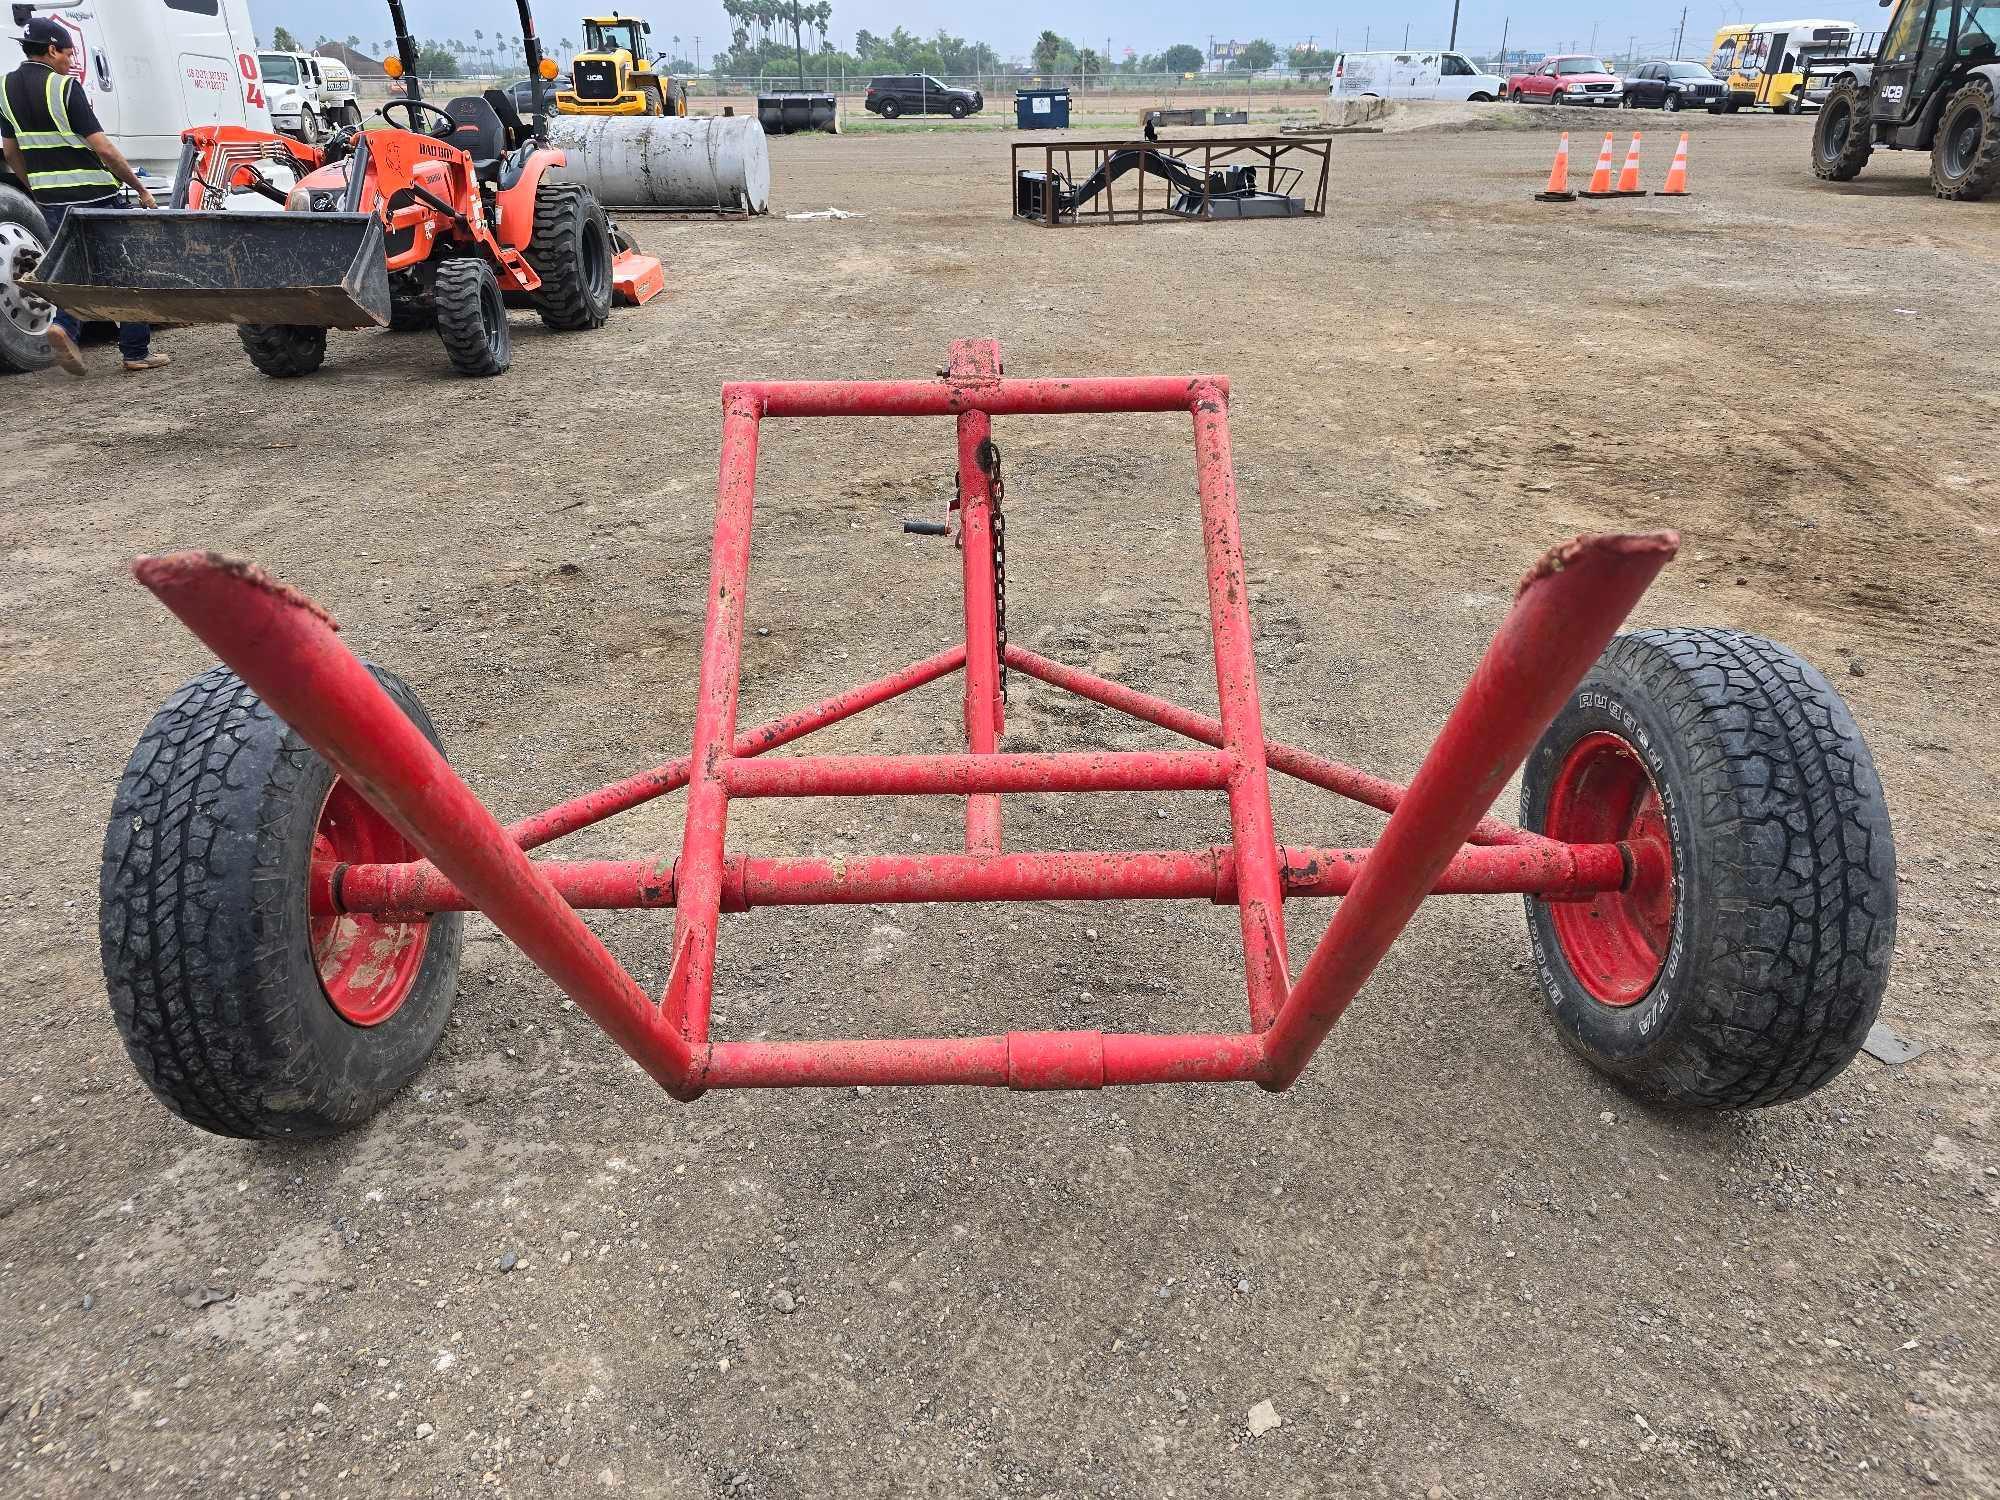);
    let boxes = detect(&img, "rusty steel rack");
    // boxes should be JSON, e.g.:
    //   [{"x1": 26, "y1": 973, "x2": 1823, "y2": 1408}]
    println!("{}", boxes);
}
[{"x1": 1010, "y1": 134, "x2": 1332, "y2": 227}]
